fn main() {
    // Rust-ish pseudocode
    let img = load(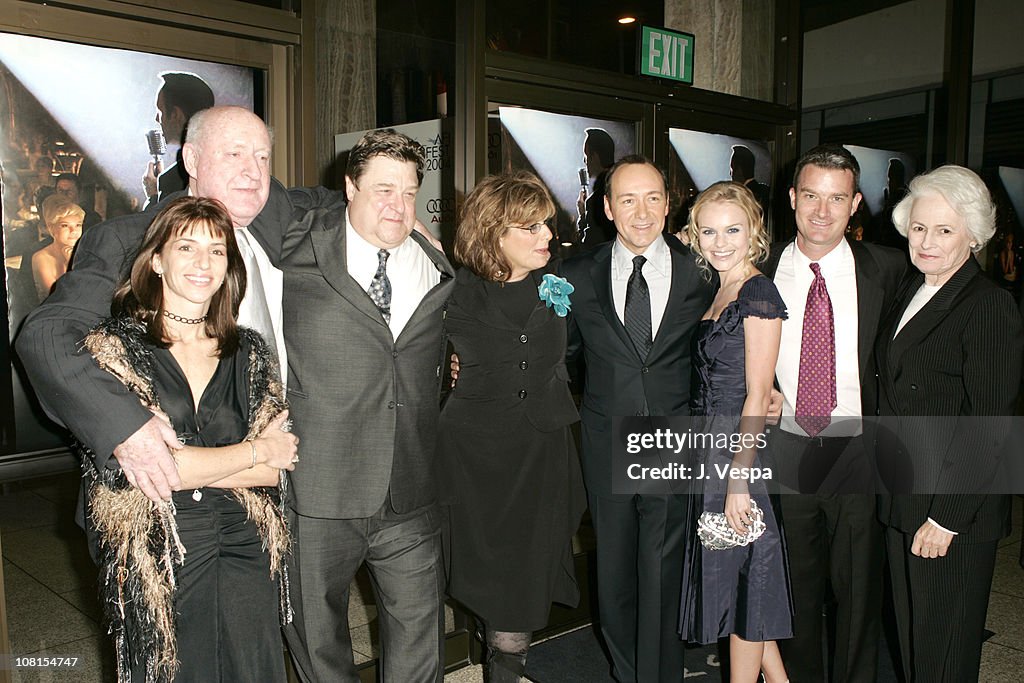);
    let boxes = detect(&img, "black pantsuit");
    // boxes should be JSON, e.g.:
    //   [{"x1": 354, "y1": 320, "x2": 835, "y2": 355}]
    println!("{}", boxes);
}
[
  {"x1": 886, "y1": 529, "x2": 998, "y2": 682},
  {"x1": 877, "y1": 257, "x2": 1023, "y2": 682},
  {"x1": 586, "y1": 492, "x2": 687, "y2": 681}
]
